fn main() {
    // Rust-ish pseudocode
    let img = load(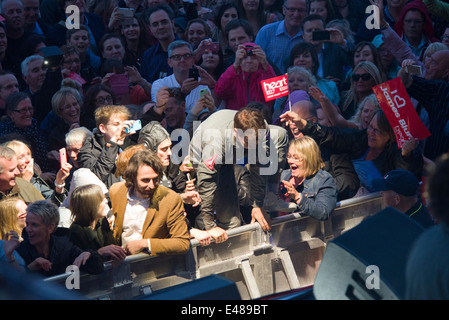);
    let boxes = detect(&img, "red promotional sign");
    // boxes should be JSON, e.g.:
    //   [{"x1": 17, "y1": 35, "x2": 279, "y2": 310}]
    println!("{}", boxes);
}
[
  {"x1": 372, "y1": 77, "x2": 431, "y2": 149},
  {"x1": 261, "y1": 75, "x2": 289, "y2": 101}
]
